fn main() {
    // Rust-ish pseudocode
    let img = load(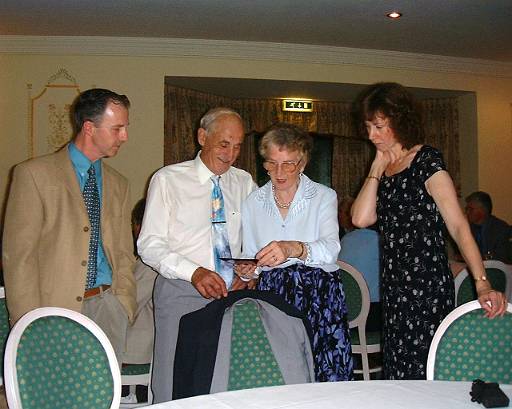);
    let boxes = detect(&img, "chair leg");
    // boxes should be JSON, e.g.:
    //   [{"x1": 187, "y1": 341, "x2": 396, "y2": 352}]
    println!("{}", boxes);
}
[{"x1": 361, "y1": 349, "x2": 370, "y2": 381}]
